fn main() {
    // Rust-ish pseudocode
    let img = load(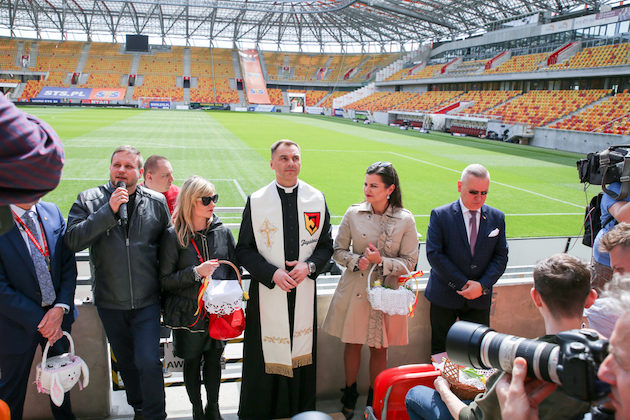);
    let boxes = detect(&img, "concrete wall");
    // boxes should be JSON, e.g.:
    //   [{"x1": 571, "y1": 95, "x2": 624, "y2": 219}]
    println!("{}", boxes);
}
[
  {"x1": 316, "y1": 279, "x2": 544, "y2": 398},
  {"x1": 24, "y1": 303, "x2": 110, "y2": 420},
  {"x1": 533, "y1": 127, "x2": 630, "y2": 154}
]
